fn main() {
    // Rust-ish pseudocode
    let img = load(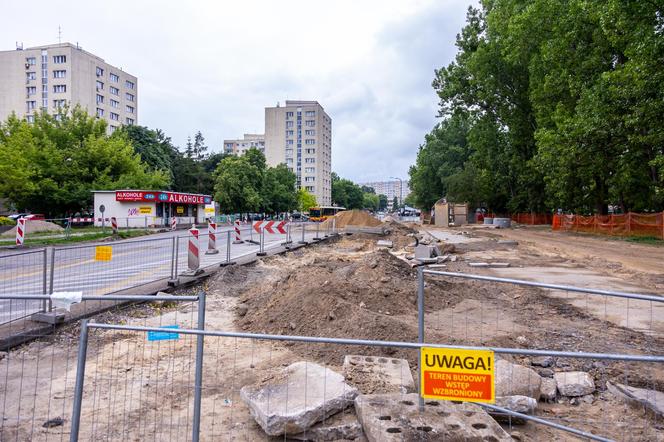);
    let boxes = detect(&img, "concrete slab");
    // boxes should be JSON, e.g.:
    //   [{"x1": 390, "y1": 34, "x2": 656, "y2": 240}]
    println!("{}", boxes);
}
[
  {"x1": 343, "y1": 355, "x2": 415, "y2": 394},
  {"x1": 290, "y1": 410, "x2": 365, "y2": 441},
  {"x1": 488, "y1": 262, "x2": 510, "y2": 268},
  {"x1": 30, "y1": 312, "x2": 65, "y2": 324},
  {"x1": 468, "y1": 262, "x2": 489, "y2": 268},
  {"x1": 607, "y1": 382, "x2": 664, "y2": 418},
  {"x1": 354, "y1": 393, "x2": 511, "y2": 442},
  {"x1": 376, "y1": 240, "x2": 393, "y2": 248},
  {"x1": 240, "y1": 361, "x2": 358, "y2": 436},
  {"x1": 414, "y1": 244, "x2": 432, "y2": 259}
]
